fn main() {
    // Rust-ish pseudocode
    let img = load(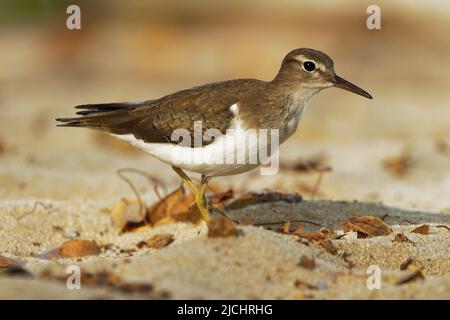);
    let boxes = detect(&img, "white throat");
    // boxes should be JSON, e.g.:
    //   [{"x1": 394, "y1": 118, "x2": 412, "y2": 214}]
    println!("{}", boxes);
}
[{"x1": 280, "y1": 87, "x2": 321, "y2": 142}]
